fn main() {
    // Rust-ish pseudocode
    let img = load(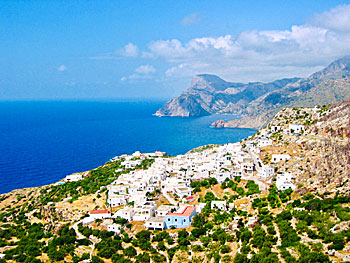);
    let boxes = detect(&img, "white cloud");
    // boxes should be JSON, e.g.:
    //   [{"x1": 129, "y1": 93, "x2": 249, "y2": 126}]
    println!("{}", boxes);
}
[
  {"x1": 122, "y1": 64, "x2": 157, "y2": 81},
  {"x1": 144, "y1": 4, "x2": 350, "y2": 82},
  {"x1": 310, "y1": 4, "x2": 350, "y2": 32},
  {"x1": 89, "y1": 42, "x2": 139, "y2": 60},
  {"x1": 180, "y1": 13, "x2": 201, "y2": 26},
  {"x1": 135, "y1": 64, "x2": 156, "y2": 74},
  {"x1": 99, "y1": 4, "x2": 350, "y2": 83},
  {"x1": 118, "y1": 43, "x2": 139, "y2": 57},
  {"x1": 57, "y1": 65, "x2": 67, "y2": 72}
]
